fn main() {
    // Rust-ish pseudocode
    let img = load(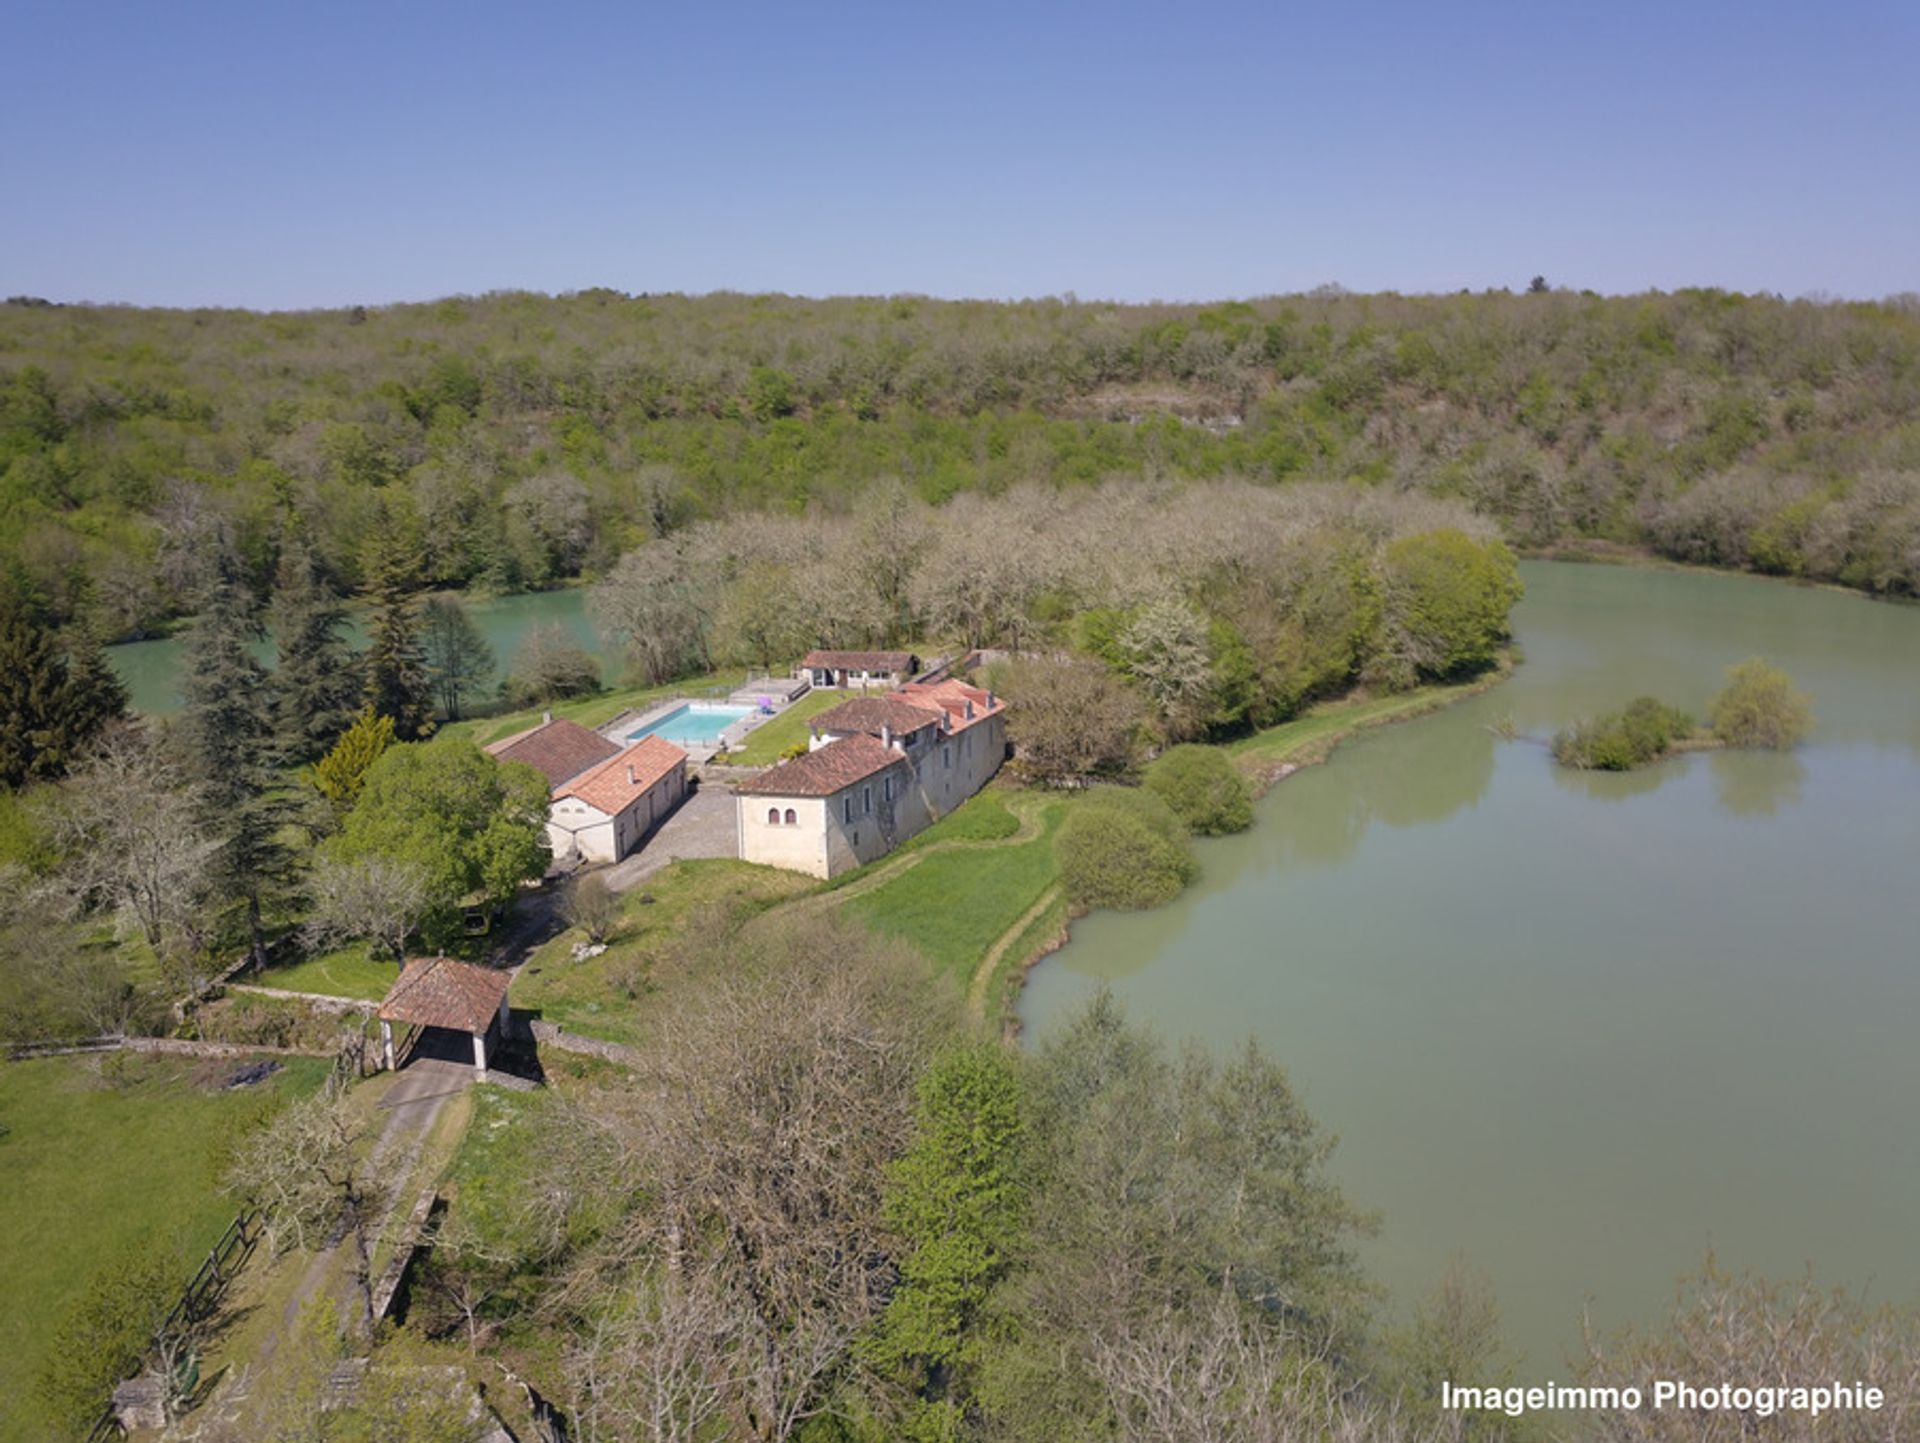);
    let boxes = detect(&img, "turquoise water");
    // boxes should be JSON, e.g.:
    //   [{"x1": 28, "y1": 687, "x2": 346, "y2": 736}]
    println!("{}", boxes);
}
[
  {"x1": 1020, "y1": 561, "x2": 1920, "y2": 1367},
  {"x1": 105, "y1": 588, "x2": 620, "y2": 715},
  {"x1": 627, "y1": 702, "x2": 755, "y2": 745}
]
